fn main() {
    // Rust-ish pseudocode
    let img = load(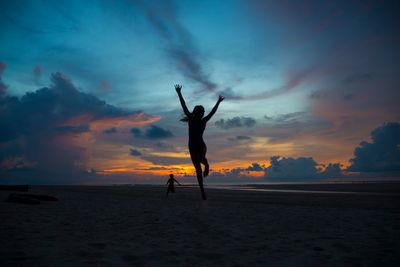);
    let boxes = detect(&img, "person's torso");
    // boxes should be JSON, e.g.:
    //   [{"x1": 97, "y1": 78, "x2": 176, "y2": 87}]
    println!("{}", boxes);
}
[{"x1": 188, "y1": 119, "x2": 206, "y2": 144}]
